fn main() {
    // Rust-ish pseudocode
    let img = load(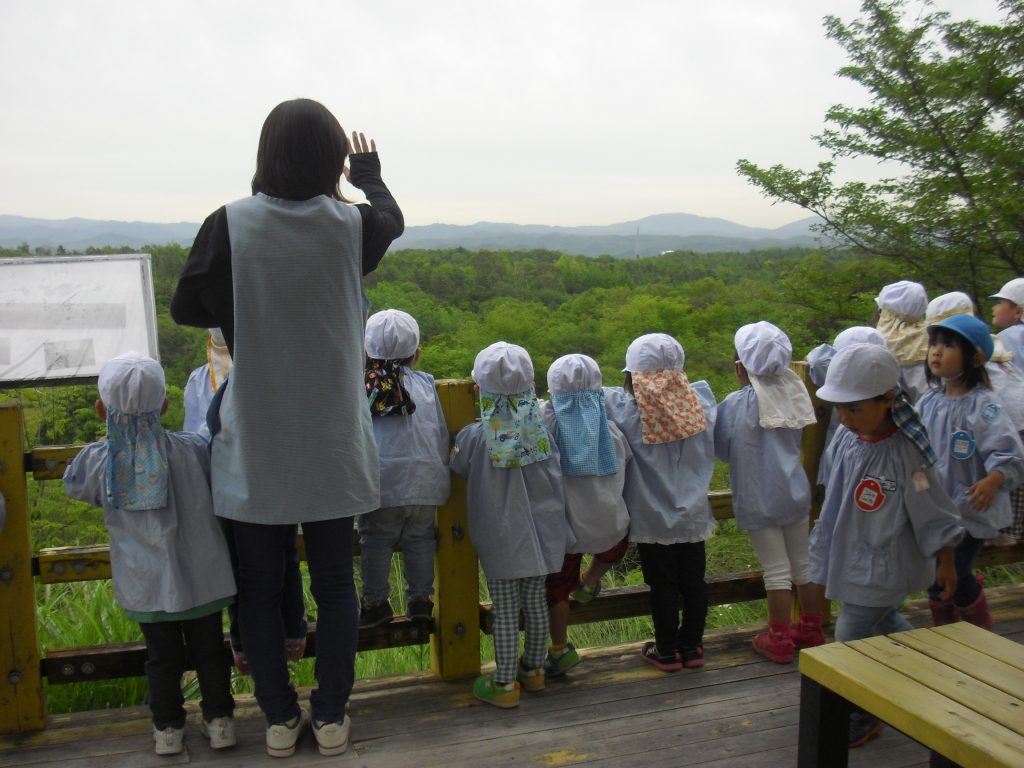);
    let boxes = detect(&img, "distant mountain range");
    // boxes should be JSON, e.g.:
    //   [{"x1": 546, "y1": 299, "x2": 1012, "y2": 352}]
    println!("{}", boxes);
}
[{"x1": 0, "y1": 212, "x2": 824, "y2": 257}]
